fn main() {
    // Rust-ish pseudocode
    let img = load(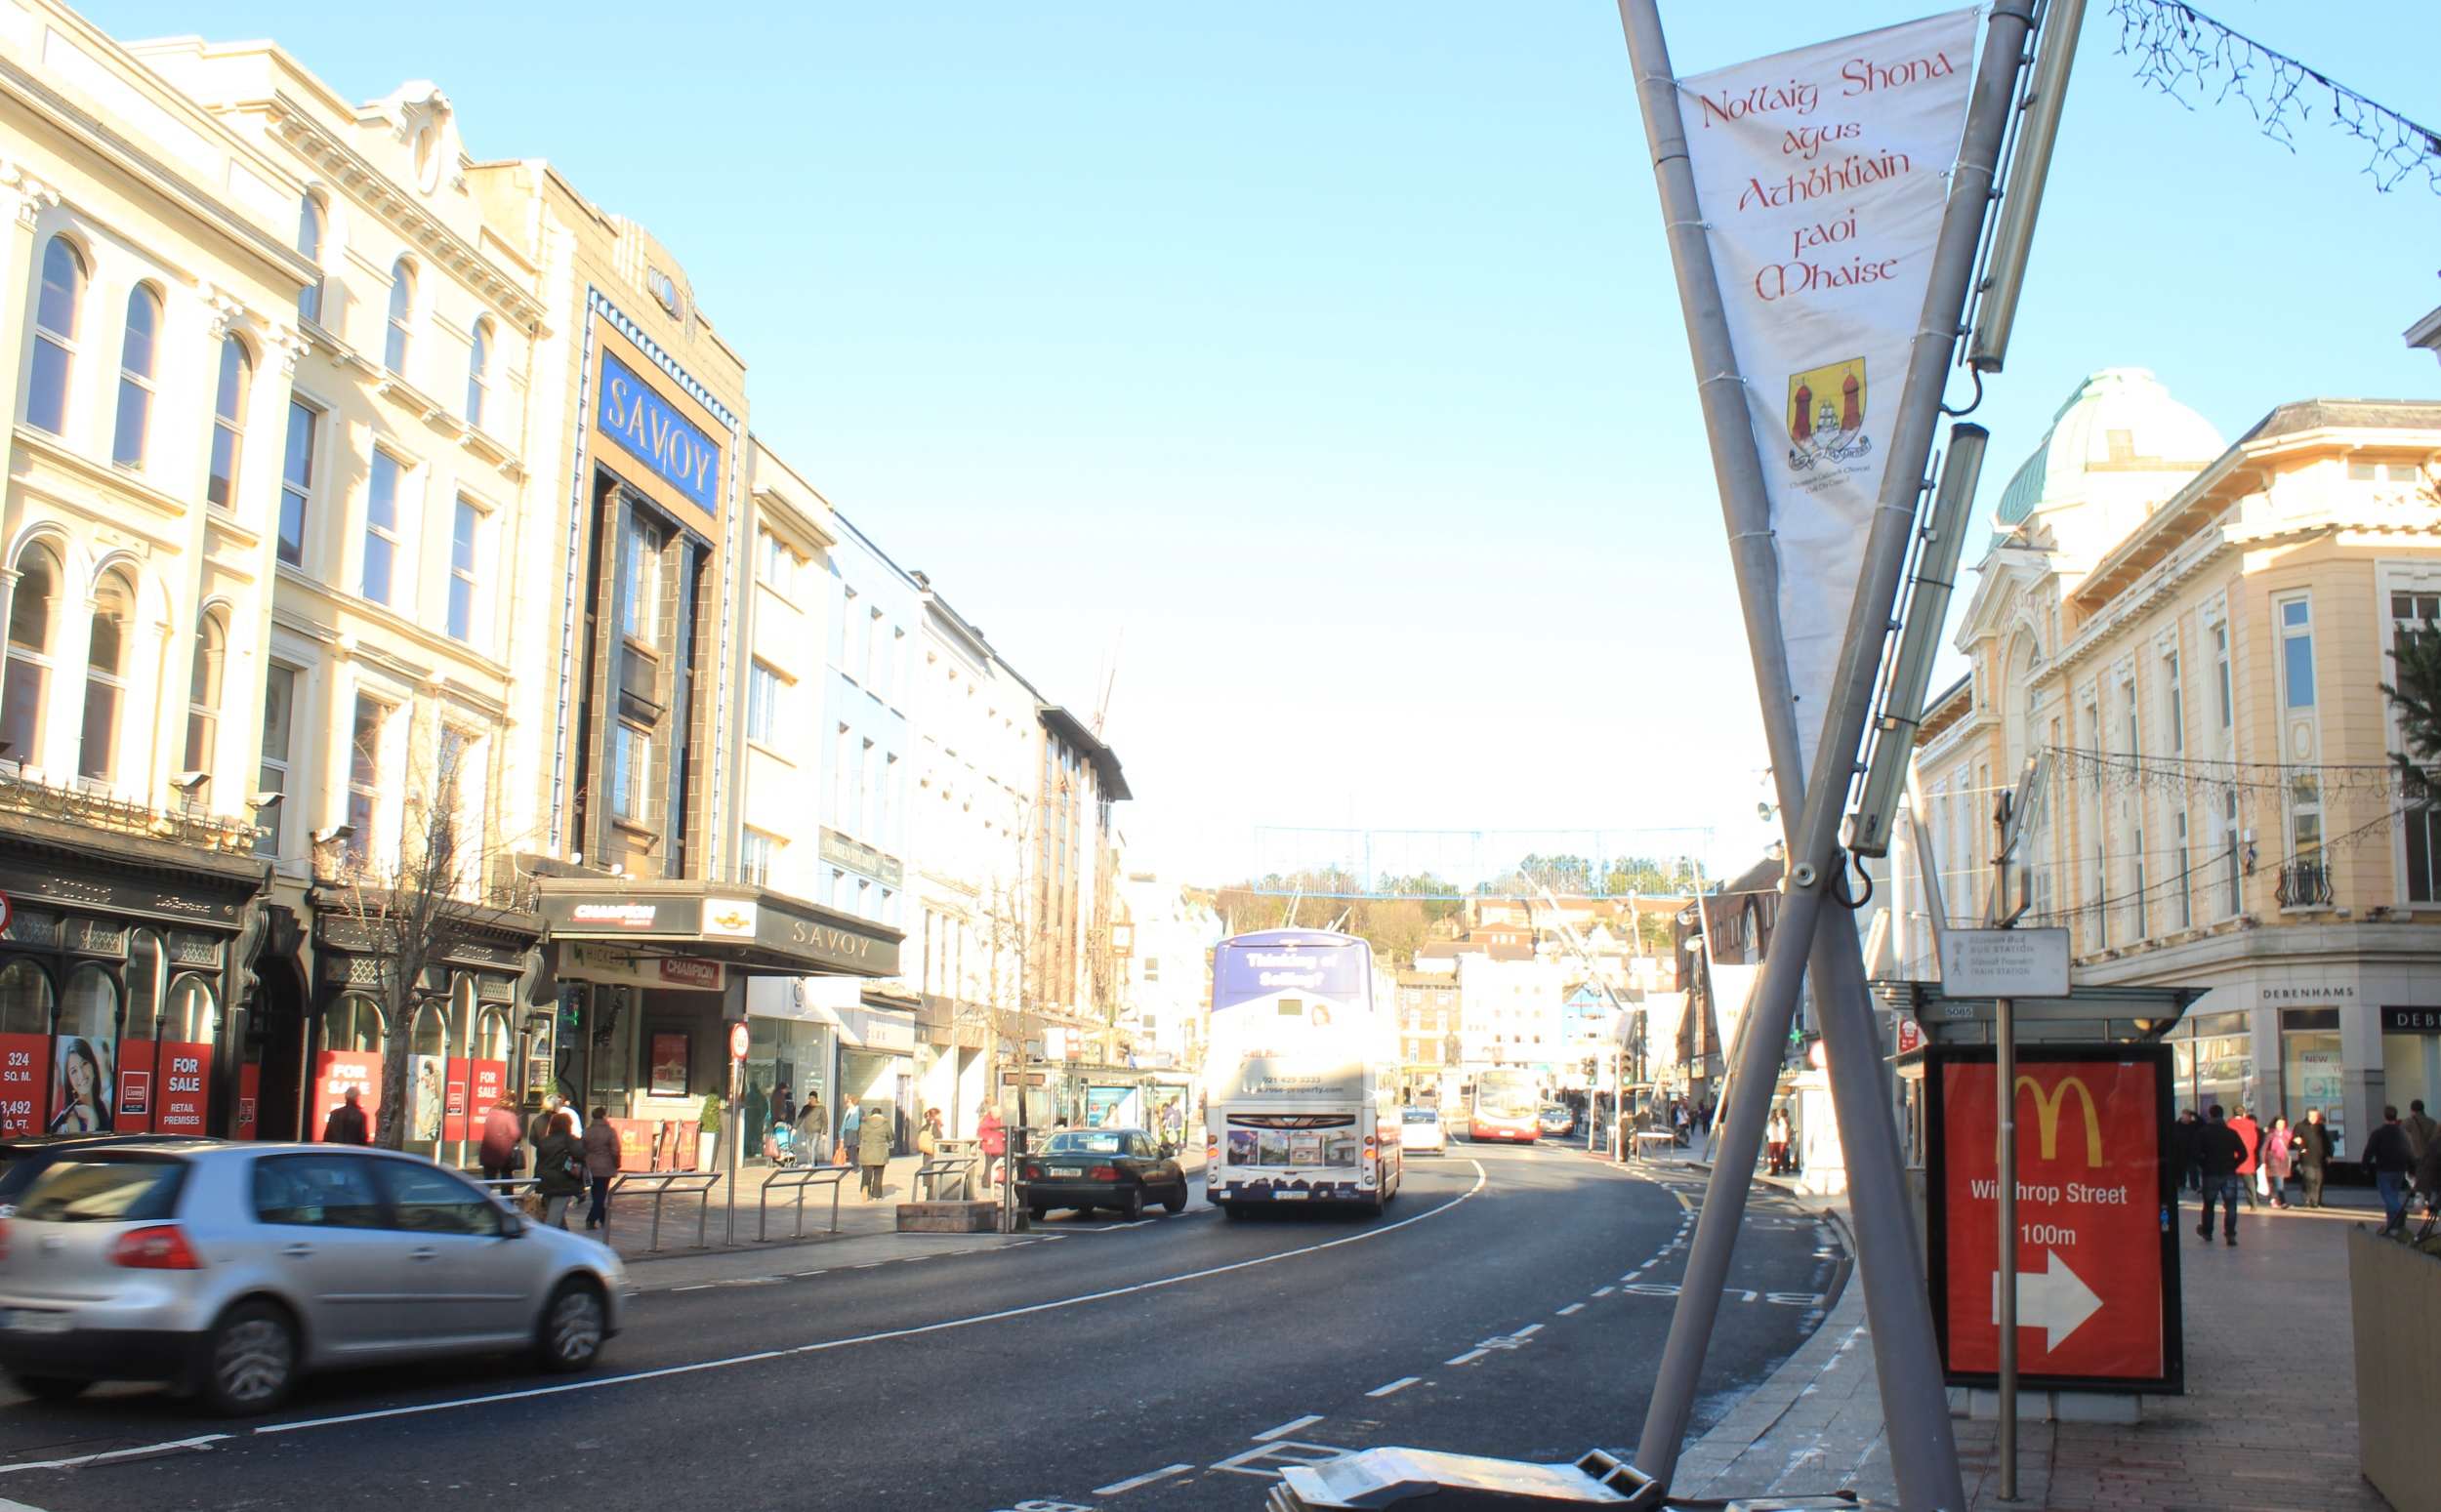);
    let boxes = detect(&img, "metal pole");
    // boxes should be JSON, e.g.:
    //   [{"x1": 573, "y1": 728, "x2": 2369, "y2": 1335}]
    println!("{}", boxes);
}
[
  {"x1": 1996, "y1": 995, "x2": 2019, "y2": 1500},
  {"x1": 724, "y1": 1051, "x2": 740, "y2": 1246},
  {"x1": 1618, "y1": 0, "x2": 2036, "y2": 1501}
]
